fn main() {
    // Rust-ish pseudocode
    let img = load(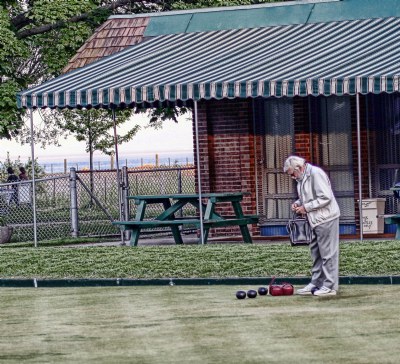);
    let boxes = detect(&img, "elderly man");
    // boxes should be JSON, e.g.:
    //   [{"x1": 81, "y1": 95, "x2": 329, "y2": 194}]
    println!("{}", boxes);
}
[{"x1": 283, "y1": 156, "x2": 340, "y2": 296}]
